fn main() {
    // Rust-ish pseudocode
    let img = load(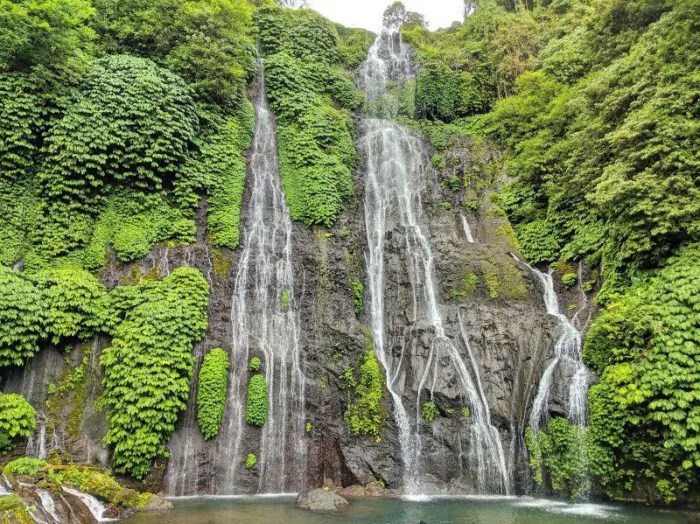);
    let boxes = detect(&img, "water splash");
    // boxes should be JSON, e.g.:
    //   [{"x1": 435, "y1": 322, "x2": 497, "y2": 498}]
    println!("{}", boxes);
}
[
  {"x1": 360, "y1": 29, "x2": 510, "y2": 496},
  {"x1": 217, "y1": 63, "x2": 306, "y2": 495}
]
